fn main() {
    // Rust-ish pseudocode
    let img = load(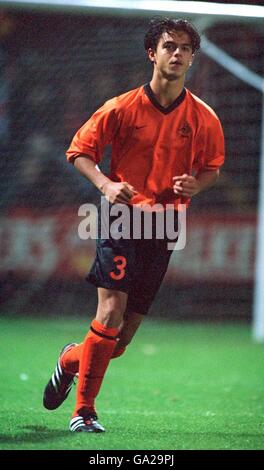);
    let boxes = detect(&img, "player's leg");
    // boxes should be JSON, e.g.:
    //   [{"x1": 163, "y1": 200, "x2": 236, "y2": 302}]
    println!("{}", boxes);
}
[
  {"x1": 69, "y1": 287, "x2": 128, "y2": 432},
  {"x1": 44, "y1": 200, "x2": 139, "y2": 430},
  {"x1": 112, "y1": 311, "x2": 144, "y2": 358},
  {"x1": 96, "y1": 287, "x2": 128, "y2": 327},
  {"x1": 59, "y1": 311, "x2": 144, "y2": 374},
  {"x1": 43, "y1": 288, "x2": 128, "y2": 419},
  {"x1": 43, "y1": 240, "x2": 135, "y2": 417},
  {"x1": 43, "y1": 306, "x2": 144, "y2": 415}
]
